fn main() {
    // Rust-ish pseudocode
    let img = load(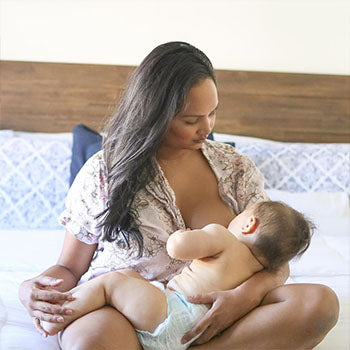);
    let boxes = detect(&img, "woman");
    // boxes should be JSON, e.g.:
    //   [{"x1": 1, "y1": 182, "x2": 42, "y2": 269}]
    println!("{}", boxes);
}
[{"x1": 19, "y1": 42, "x2": 339, "y2": 349}]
